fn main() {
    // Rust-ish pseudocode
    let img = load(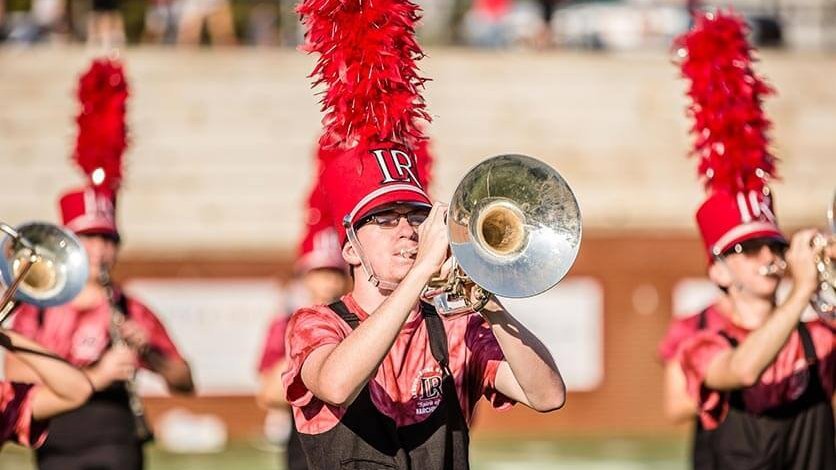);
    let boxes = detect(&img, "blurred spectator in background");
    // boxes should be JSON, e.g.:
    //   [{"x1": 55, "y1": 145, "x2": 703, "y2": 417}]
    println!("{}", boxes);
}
[
  {"x1": 32, "y1": 0, "x2": 67, "y2": 42},
  {"x1": 461, "y1": 0, "x2": 512, "y2": 47},
  {"x1": 2, "y1": 0, "x2": 67, "y2": 44},
  {"x1": 143, "y1": 0, "x2": 178, "y2": 44},
  {"x1": 277, "y1": 0, "x2": 300, "y2": 46},
  {"x1": 0, "y1": 2, "x2": 6, "y2": 41},
  {"x1": 176, "y1": 0, "x2": 236, "y2": 46},
  {"x1": 534, "y1": 0, "x2": 560, "y2": 48},
  {"x1": 88, "y1": 0, "x2": 125, "y2": 48},
  {"x1": 246, "y1": 0, "x2": 279, "y2": 47}
]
